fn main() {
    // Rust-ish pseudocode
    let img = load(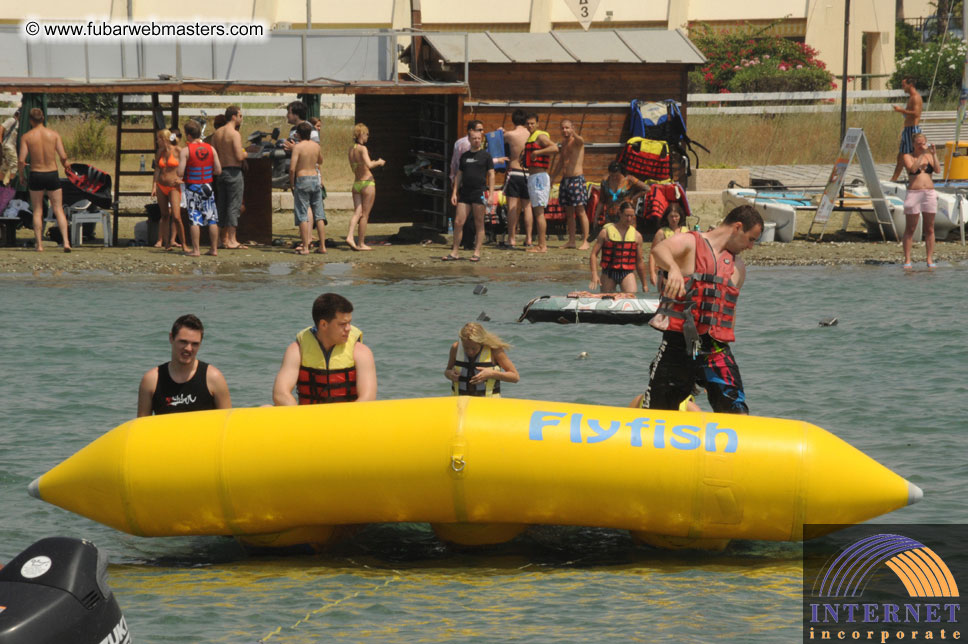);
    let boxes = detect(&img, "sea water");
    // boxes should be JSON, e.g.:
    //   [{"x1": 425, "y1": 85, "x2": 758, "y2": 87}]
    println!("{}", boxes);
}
[{"x1": 0, "y1": 262, "x2": 965, "y2": 643}]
